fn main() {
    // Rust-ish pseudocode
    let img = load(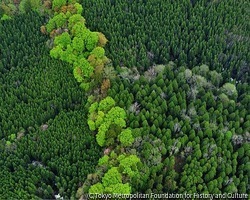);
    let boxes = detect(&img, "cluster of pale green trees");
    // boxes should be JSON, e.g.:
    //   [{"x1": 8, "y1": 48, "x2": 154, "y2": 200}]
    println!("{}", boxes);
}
[
  {"x1": 43, "y1": 0, "x2": 142, "y2": 197},
  {"x1": 78, "y1": 96, "x2": 141, "y2": 195}
]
